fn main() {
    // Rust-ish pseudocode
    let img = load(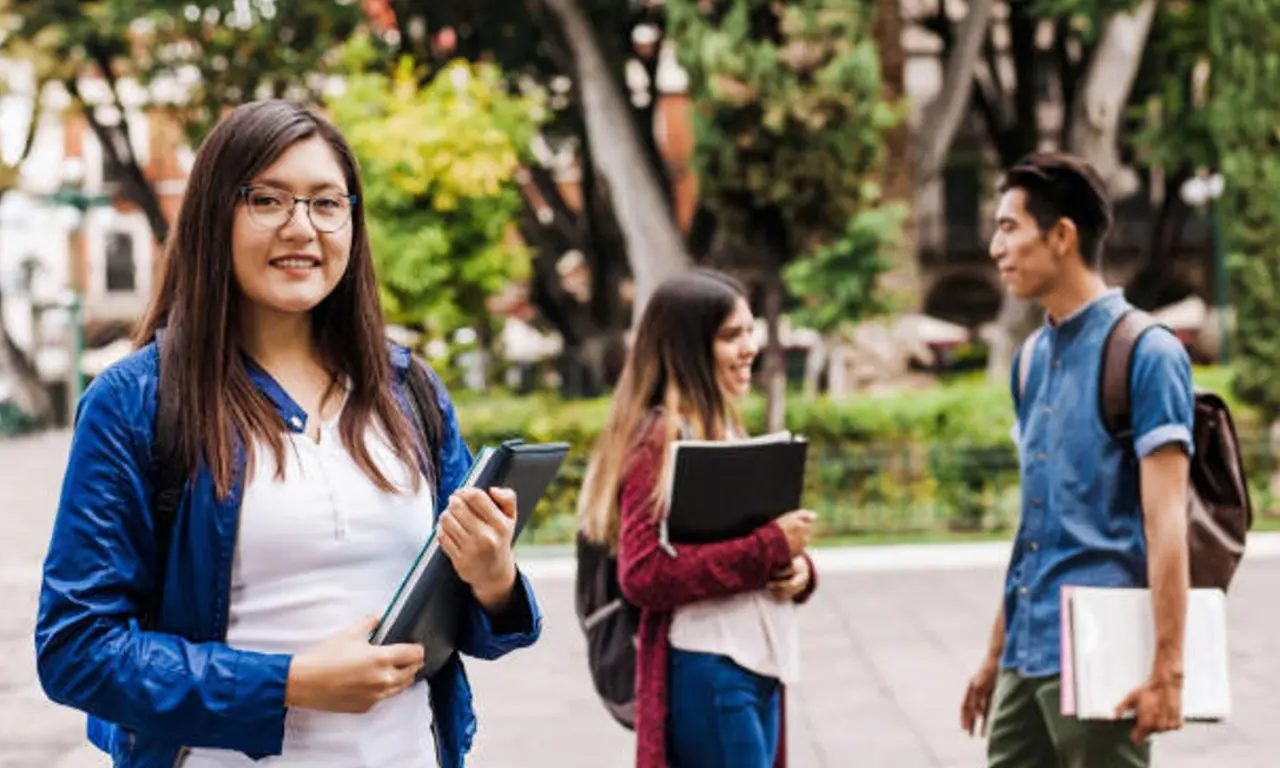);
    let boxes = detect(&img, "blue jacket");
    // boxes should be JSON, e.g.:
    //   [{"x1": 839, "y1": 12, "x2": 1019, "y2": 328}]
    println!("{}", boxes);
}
[{"x1": 34, "y1": 342, "x2": 542, "y2": 767}]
